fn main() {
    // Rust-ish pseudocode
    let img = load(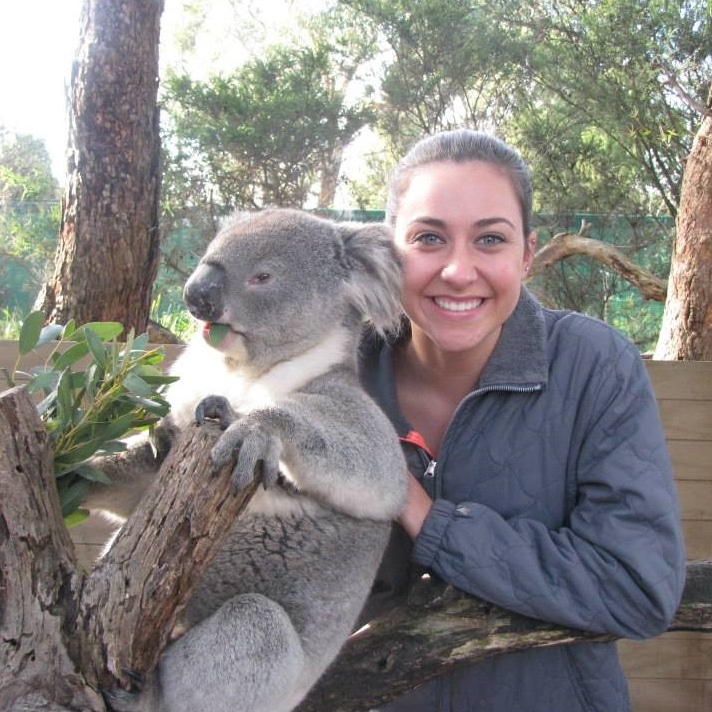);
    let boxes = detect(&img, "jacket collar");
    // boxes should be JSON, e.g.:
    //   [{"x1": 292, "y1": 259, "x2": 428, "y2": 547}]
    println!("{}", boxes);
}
[
  {"x1": 477, "y1": 287, "x2": 549, "y2": 390},
  {"x1": 359, "y1": 287, "x2": 549, "y2": 431}
]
